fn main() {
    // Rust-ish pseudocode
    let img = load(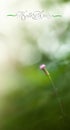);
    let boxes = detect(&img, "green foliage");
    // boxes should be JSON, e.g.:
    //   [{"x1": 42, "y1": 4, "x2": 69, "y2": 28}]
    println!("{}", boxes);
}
[
  {"x1": 40, "y1": 0, "x2": 70, "y2": 8},
  {"x1": 1, "y1": 54, "x2": 70, "y2": 130}
]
